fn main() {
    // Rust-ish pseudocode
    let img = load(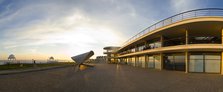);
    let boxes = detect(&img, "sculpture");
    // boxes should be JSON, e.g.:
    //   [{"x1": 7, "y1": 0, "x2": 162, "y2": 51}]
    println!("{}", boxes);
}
[{"x1": 71, "y1": 50, "x2": 94, "y2": 65}]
